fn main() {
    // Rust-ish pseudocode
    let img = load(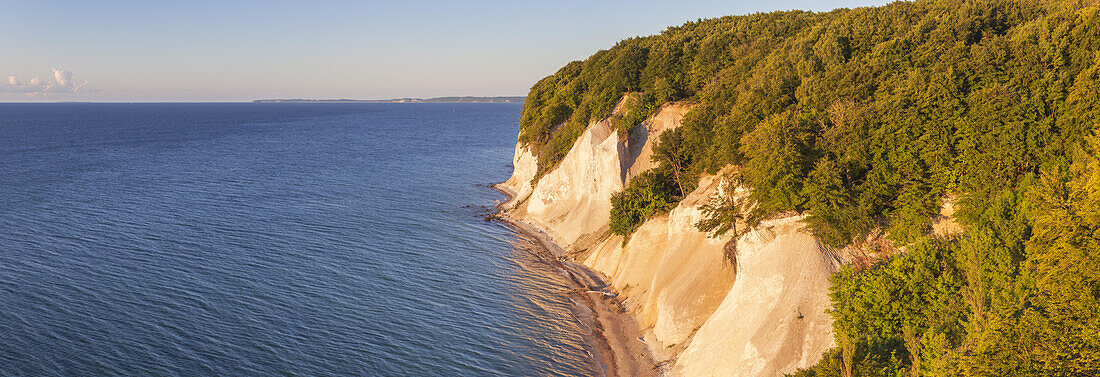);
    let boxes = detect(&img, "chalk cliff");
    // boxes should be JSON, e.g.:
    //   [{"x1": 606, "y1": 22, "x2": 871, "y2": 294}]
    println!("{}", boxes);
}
[{"x1": 498, "y1": 102, "x2": 842, "y2": 376}]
